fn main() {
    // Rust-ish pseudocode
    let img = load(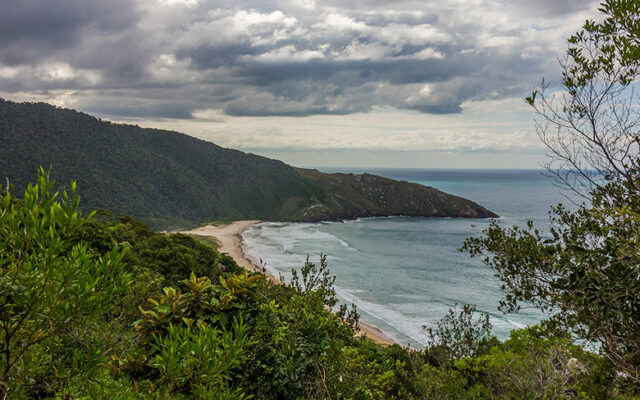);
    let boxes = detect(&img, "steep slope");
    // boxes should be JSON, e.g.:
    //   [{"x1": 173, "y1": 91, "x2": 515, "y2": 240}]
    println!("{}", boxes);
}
[{"x1": 0, "y1": 99, "x2": 497, "y2": 228}]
